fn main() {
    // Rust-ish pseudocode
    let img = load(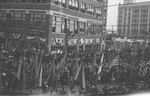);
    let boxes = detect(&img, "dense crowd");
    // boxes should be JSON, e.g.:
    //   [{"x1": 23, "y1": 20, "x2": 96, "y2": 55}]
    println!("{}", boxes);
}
[{"x1": 1, "y1": 43, "x2": 150, "y2": 95}]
